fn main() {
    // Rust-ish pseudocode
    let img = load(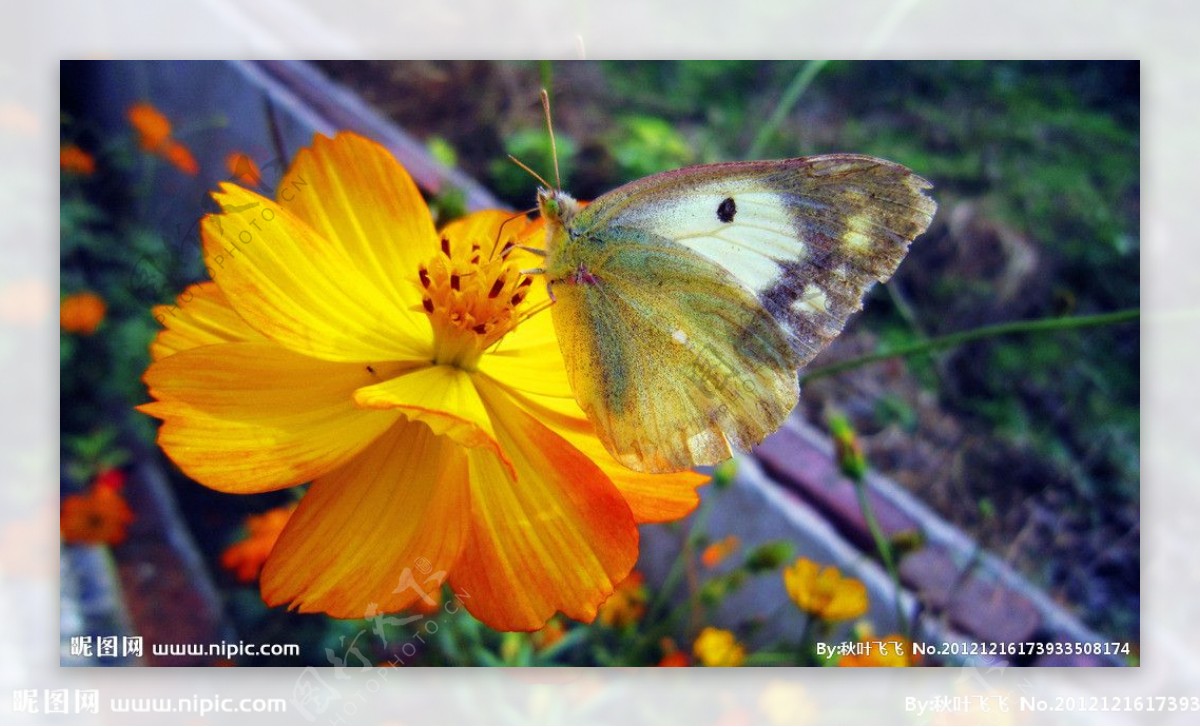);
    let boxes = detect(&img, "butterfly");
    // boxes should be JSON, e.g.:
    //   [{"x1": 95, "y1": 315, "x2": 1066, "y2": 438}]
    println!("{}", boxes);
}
[{"x1": 528, "y1": 106, "x2": 936, "y2": 474}]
